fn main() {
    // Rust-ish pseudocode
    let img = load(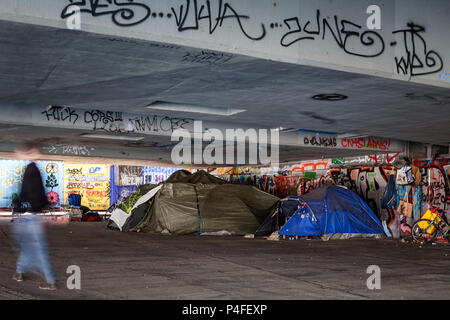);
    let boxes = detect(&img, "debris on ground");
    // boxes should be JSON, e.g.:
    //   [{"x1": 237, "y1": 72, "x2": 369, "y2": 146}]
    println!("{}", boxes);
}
[
  {"x1": 244, "y1": 234, "x2": 254, "y2": 239},
  {"x1": 200, "y1": 230, "x2": 231, "y2": 236},
  {"x1": 266, "y1": 232, "x2": 279, "y2": 241}
]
